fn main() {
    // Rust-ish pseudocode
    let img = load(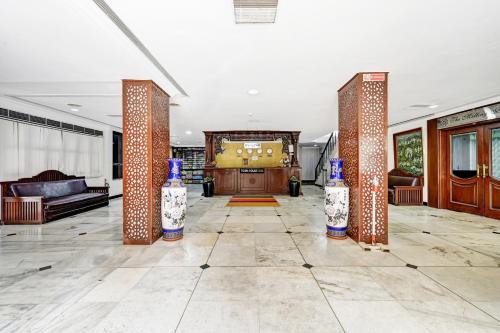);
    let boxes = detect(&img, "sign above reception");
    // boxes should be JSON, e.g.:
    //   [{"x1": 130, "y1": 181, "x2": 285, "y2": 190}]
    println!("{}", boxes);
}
[
  {"x1": 437, "y1": 102, "x2": 500, "y2": 129},
  {"x1": 244, "y1": 142, "x2": 261, "y2": 149}
]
